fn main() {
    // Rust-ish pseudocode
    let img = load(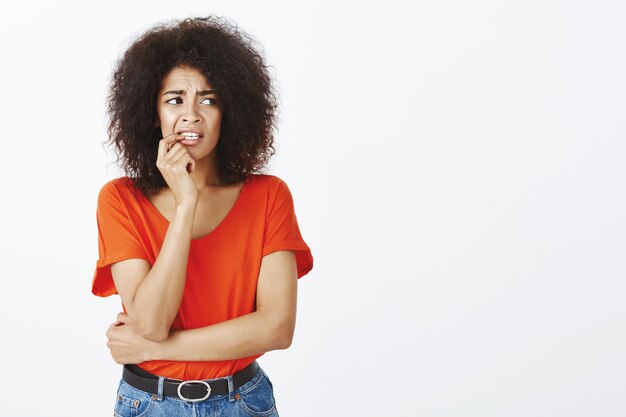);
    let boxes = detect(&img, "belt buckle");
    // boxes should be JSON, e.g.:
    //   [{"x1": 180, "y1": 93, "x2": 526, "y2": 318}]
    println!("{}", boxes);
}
[{"x1": 177, "y1": 380, "x2": 212, "y2": 402}]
